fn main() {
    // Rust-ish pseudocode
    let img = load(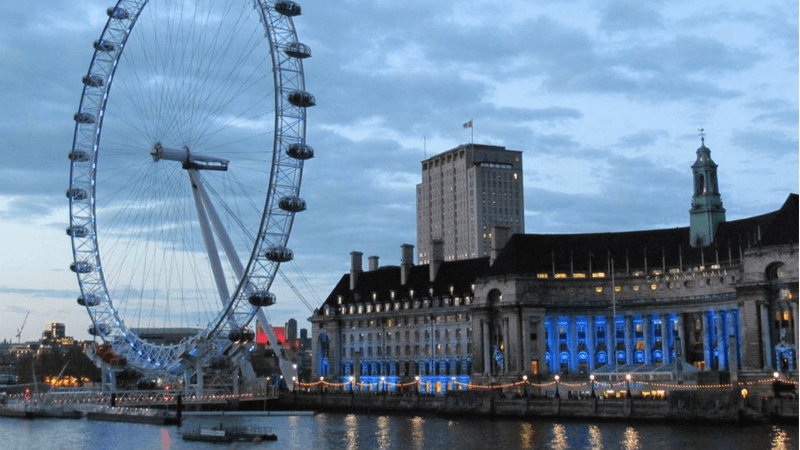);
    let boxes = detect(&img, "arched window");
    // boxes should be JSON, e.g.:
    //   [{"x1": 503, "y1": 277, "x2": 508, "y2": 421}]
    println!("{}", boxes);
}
[
  {"x1": 695, "y1": 174, "x2": 705, "y2": 196},
  {"x1": 487, "y1": 289, "x2": 502, "y2": 305},
  {"x1": 766, "y1": 262, "x2": 787, "y2": 281}
]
